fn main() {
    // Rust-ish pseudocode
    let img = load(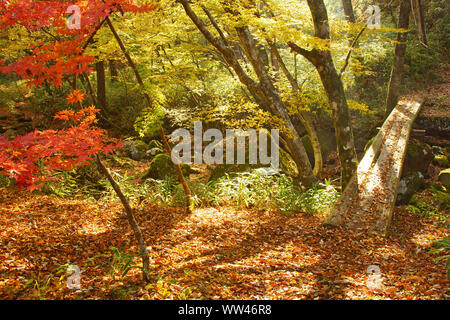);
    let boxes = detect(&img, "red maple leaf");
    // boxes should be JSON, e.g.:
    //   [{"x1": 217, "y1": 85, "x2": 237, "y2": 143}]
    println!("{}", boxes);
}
[{"x1": 66, "y1": 89, "x2": 85, "y2": 105}]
